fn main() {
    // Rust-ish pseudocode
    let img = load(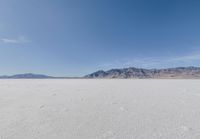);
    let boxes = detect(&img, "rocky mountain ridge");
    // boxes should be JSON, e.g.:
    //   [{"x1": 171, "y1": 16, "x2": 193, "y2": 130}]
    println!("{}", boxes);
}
[{"x1": 85, "y1": 67, "x2": 200, "y2": 78}]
